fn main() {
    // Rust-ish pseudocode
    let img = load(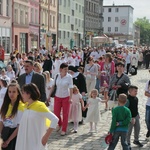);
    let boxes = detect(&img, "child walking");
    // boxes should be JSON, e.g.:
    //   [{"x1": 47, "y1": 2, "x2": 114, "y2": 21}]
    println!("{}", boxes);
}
[
  {"x1": 69, "y1": 85, "x2": 84, "y2": 133},
  {"x1": 126, "y1": 85, "x2": 143, "y2": 149},
  {"x1": 85, "y1": 89, "x2": 106, "y2": 132},
  {"x1": 108, "y1": 94, "x2": 131, "y2": 150}
]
